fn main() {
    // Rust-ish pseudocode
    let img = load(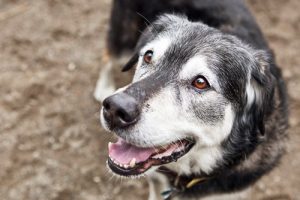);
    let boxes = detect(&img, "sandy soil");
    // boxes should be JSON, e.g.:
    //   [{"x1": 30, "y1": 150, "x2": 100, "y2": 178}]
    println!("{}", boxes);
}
[{"x1": 0, "y1": 0, "x2": 299, "y2": 199}]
